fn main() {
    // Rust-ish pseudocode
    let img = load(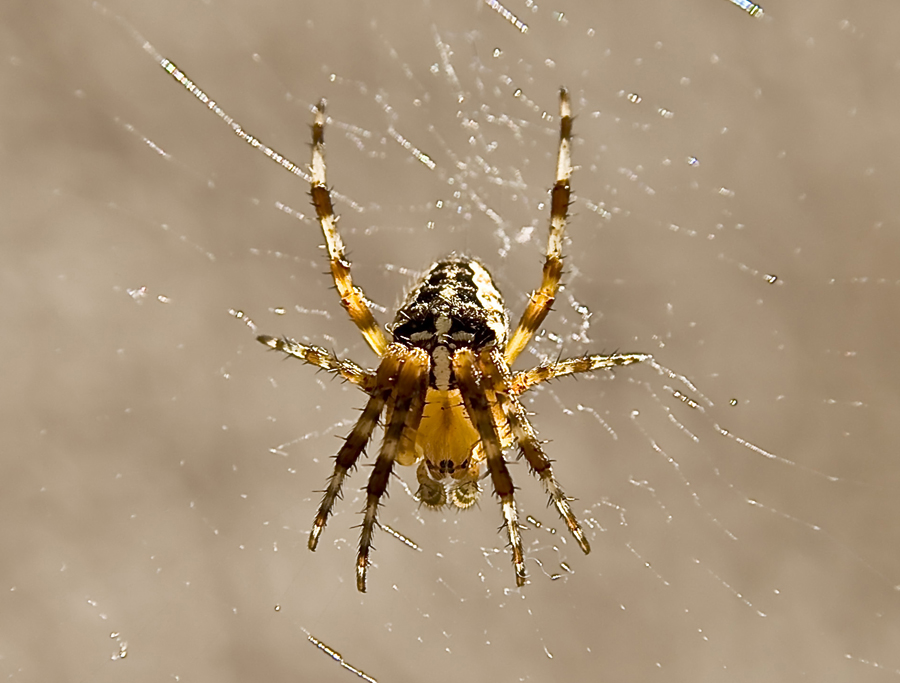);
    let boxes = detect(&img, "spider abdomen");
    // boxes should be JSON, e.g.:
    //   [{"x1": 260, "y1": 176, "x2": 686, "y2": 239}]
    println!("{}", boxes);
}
[{"x1": 389, "y1": 256, "x2": 509, "y2": 390}]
